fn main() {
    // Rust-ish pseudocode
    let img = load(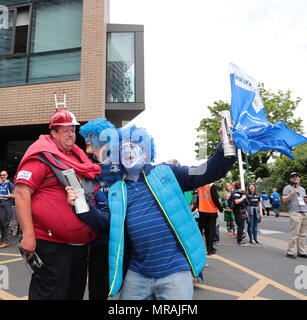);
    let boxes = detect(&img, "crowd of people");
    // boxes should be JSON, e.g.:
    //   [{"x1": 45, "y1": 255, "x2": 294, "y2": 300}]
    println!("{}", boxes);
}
[
  {"x1": 0, "y1": 106, "x2": 306, "y2": 300},
  {"x1": 189, "y1": 180, "x2": 281, "y2": 253}
]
